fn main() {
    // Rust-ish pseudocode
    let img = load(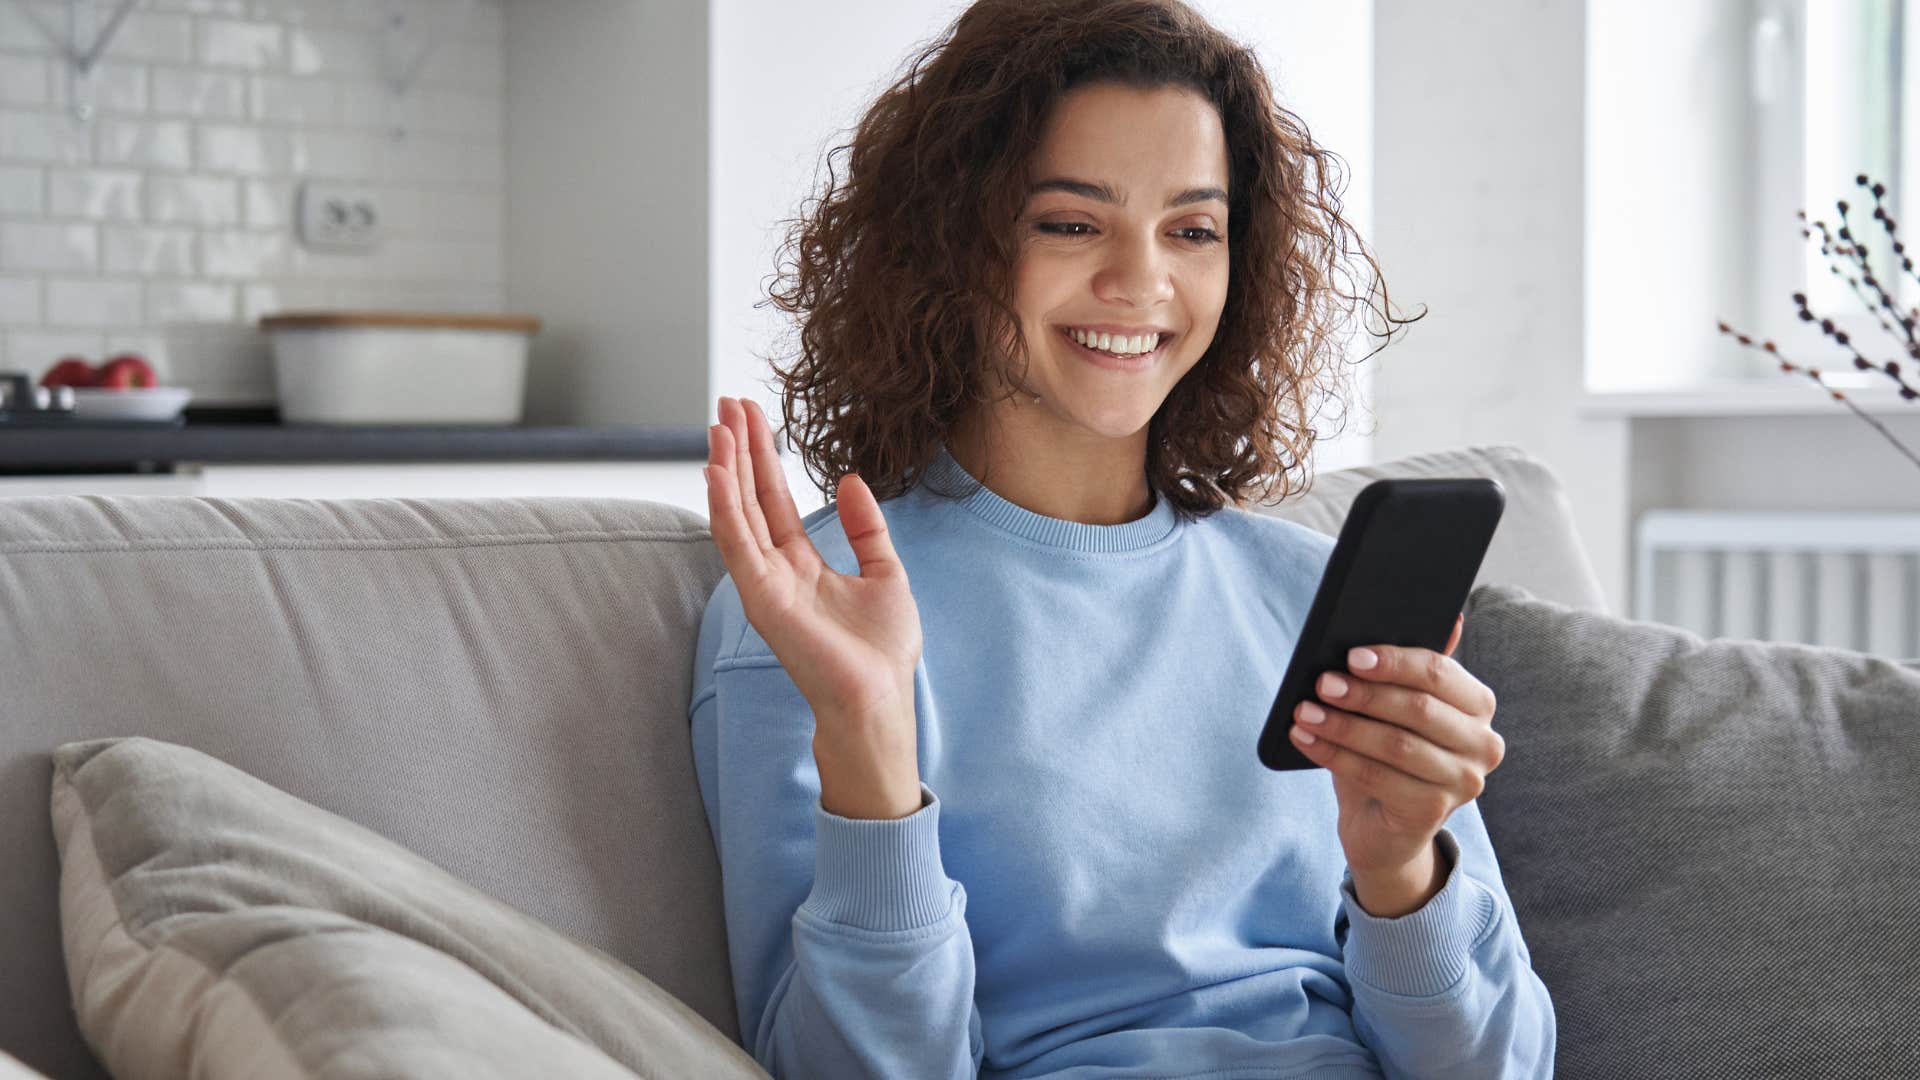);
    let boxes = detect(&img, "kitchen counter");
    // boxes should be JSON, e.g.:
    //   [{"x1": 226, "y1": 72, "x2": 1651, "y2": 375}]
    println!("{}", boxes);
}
[{"x1": 0, "y1": 407, "x2": 707, "y2": 474}]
